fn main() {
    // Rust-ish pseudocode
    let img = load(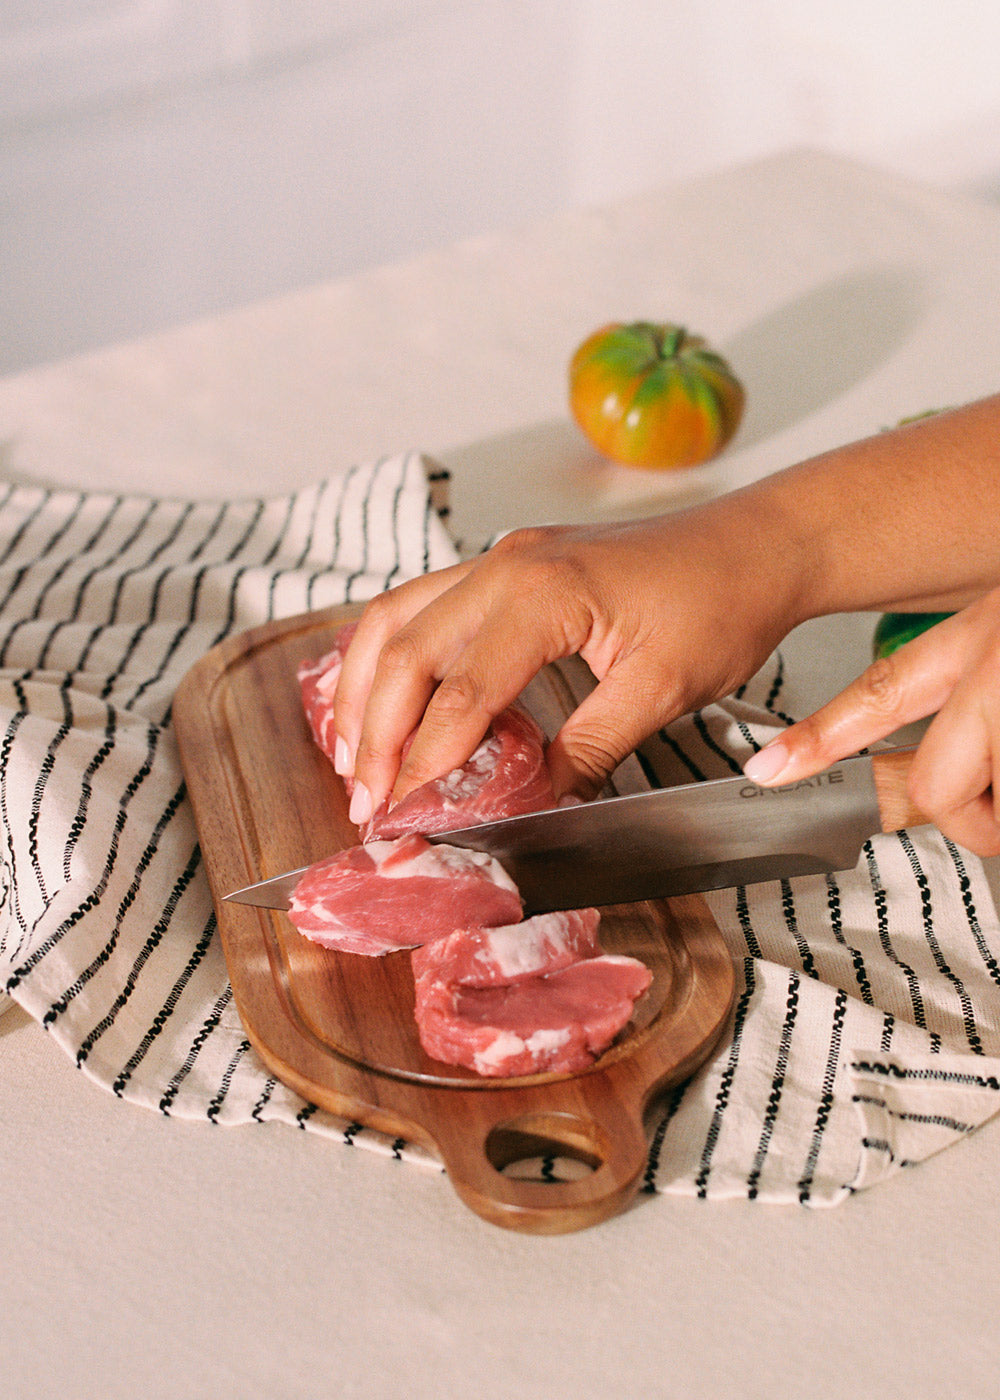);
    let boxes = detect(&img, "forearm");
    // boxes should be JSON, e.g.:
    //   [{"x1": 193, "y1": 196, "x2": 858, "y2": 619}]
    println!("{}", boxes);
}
[
  {"x1": 739, "y1": 394, "x2": 1000, "y2": 855},
  {"x1": 734, "y1": 394, "x2": 1000, "y2": 622}
]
